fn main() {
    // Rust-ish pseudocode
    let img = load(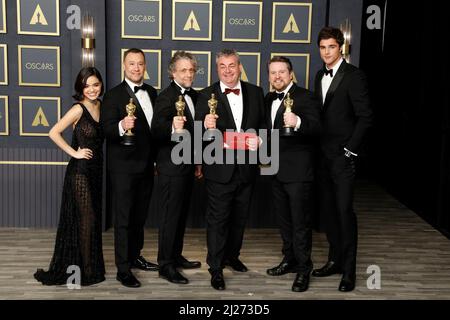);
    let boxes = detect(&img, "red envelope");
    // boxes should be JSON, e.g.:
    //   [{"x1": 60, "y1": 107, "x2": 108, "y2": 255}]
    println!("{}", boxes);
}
[{"x1": 223, "y1": 132, "x2": 257, "y2": 150}]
